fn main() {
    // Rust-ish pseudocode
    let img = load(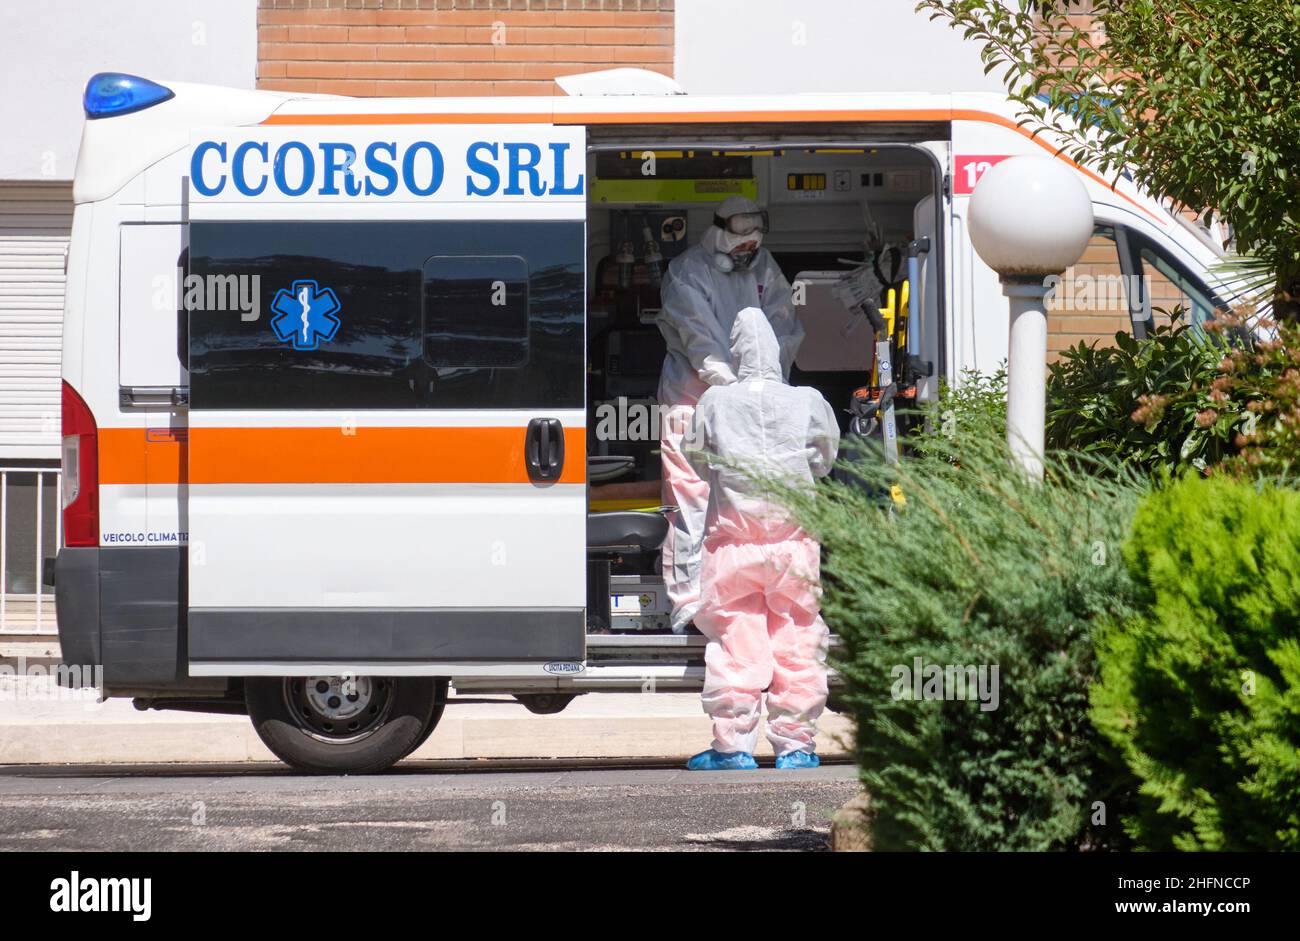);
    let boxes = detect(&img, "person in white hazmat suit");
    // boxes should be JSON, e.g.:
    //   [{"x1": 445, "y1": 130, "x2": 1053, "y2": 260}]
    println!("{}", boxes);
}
[
  {"x1": 656, "y1": 195, "x2": 805, "y2": 633},
  {"x1": 684, "y1": 307, "x2": 840, "y2": 770}
]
